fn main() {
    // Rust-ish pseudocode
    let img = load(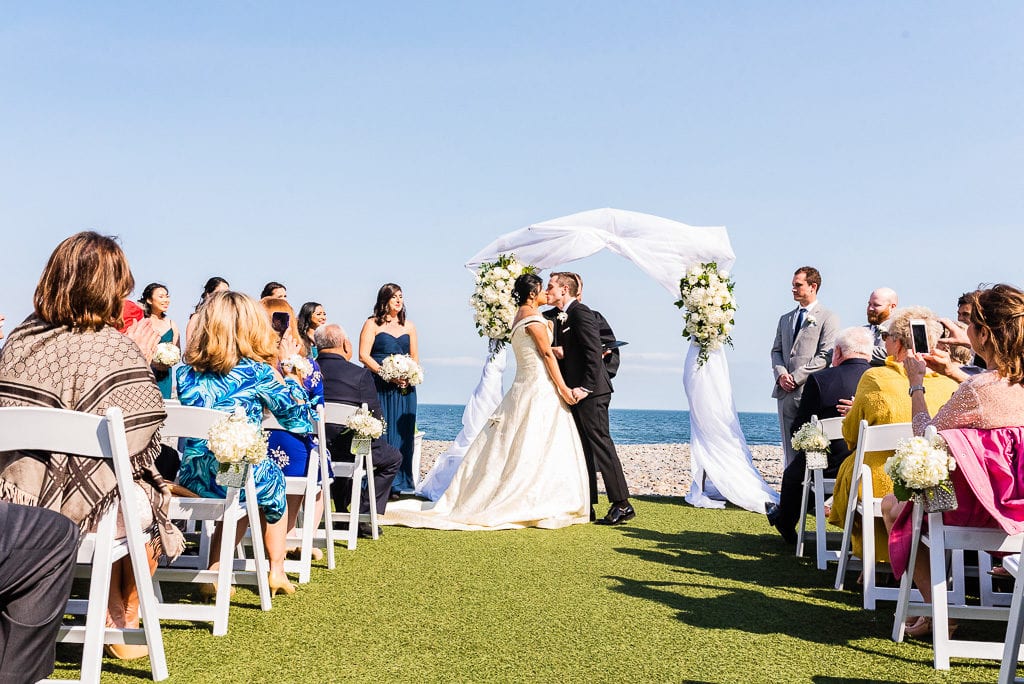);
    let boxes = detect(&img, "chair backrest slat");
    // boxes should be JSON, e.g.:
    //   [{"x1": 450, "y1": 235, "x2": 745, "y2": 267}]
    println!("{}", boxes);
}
[
  {"x1": 0, "y1": 406, "x2": 112, "y2": 458},
  {"x1": 818, "y1": 416, "x2": 845, "y2": 441},
  {"x1": 162, "y1": 404, "x2": 227, "y2": 439}
]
